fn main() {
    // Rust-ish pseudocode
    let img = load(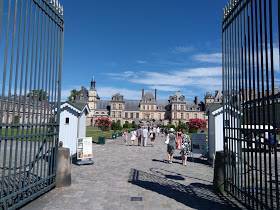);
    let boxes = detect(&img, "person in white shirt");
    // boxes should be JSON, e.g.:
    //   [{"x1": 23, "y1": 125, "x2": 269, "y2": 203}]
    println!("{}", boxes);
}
[
  {"x1": 130, "y1": 130, "x2": 137, "y2": 146},
  {"x1": 156, "y1": 127, "x2": 160, "y2": 136},
  {"x1": 142, "y1": 127, "x2": 148, "y2": 147}
]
